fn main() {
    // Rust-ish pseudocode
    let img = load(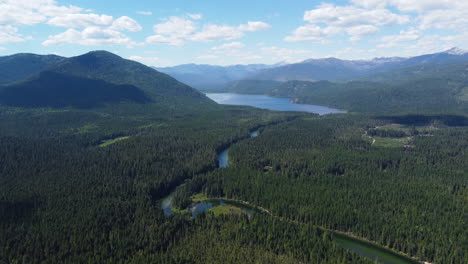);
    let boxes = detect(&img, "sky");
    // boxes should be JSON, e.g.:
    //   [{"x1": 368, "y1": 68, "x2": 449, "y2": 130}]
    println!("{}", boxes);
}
[{"x1": 1, "y1": 0, "x2": 468, "y2": 66}]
